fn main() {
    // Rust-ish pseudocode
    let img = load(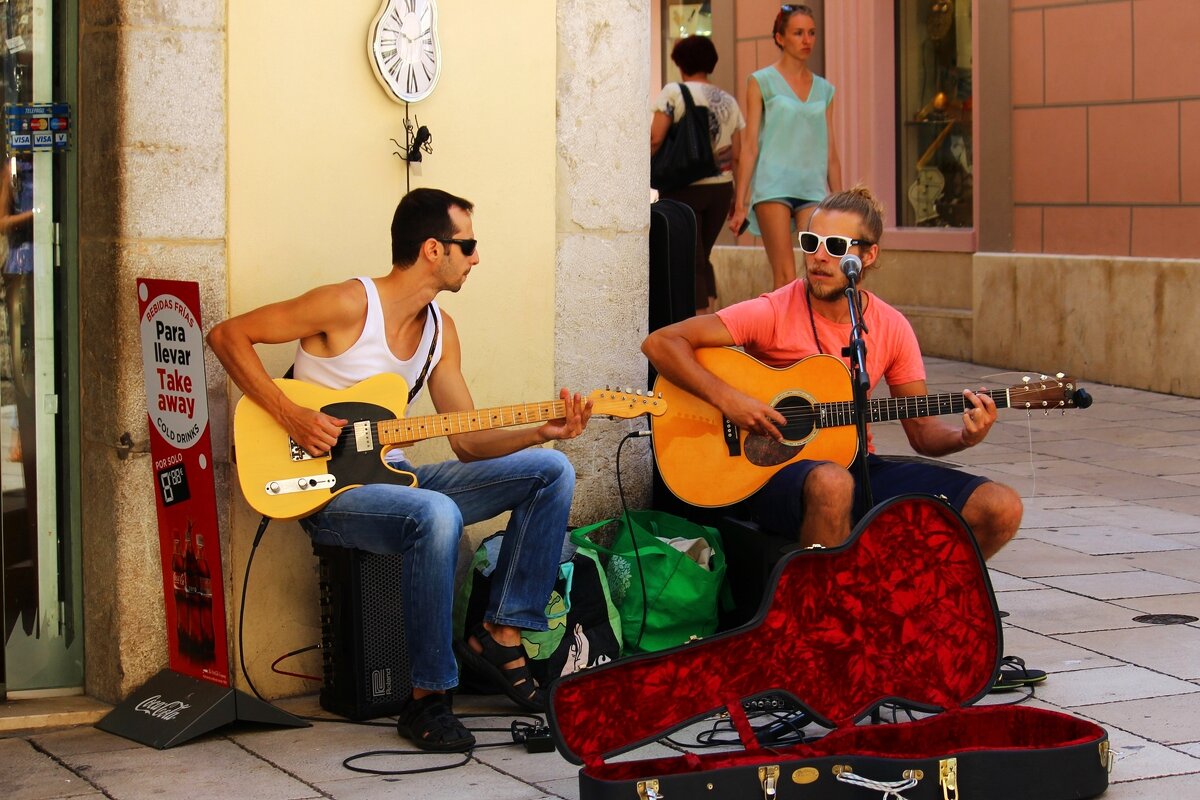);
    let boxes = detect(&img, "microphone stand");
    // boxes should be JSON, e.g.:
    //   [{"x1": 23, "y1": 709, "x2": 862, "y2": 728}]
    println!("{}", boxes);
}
[{"x1": 841, "y1": 265, "x2": 874, "y2": 513}]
